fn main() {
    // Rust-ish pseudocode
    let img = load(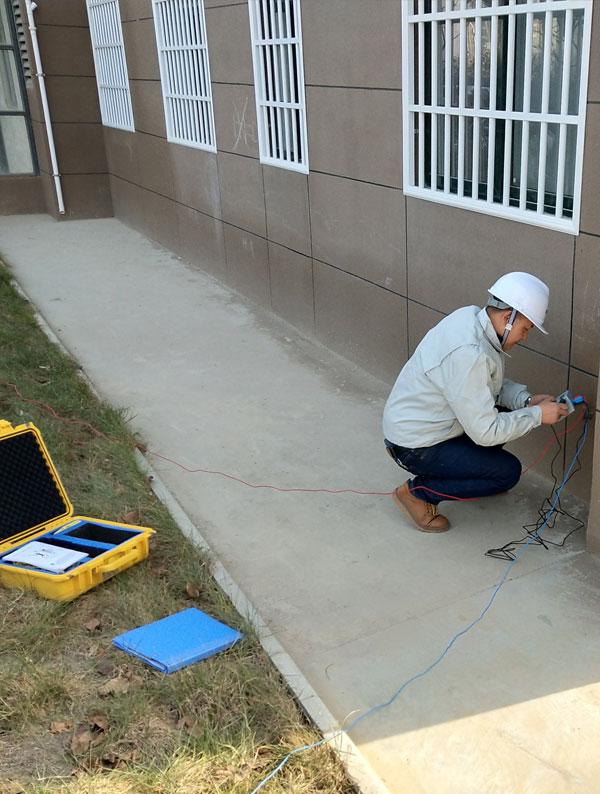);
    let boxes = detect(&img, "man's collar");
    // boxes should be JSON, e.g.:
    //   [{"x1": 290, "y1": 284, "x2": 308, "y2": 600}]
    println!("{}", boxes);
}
[{"x1": 477, "y1": 307, "x2": 509, "y2": 357}]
